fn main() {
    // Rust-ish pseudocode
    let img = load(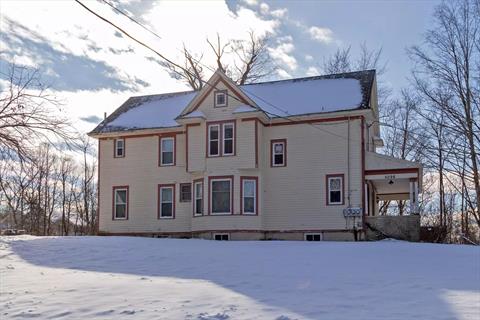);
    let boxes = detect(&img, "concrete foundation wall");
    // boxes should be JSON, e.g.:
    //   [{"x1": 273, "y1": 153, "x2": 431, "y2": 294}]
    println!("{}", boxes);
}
[{"x1": 365, "y1": 215, "x2": 420, "y2": 242}]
